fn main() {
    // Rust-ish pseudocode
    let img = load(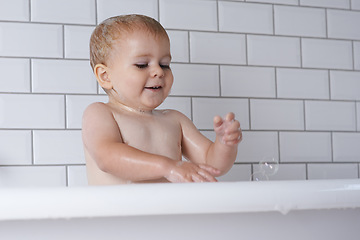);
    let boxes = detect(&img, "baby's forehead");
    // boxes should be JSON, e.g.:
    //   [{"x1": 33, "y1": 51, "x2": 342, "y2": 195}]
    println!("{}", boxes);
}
[
  {"x1": 110, "y1": 28, "x2": 169, "y2": 49},
  {"x1": 114, "y1": 25, "x2": 168, "y2": 40}
]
